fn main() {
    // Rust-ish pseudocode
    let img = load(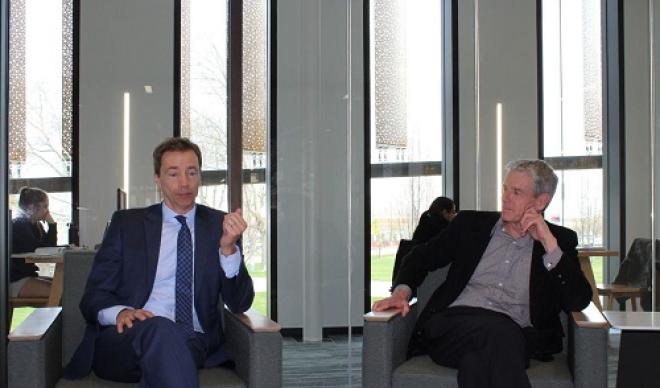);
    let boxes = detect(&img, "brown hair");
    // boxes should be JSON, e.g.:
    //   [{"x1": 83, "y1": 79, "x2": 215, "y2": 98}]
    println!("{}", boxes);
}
[
  {"x1": 152, "y1": 137, "x2": 202, "y2": 176},
  {"x1": 18, "y1": 186, "x2": 48, "y2": 212}
]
